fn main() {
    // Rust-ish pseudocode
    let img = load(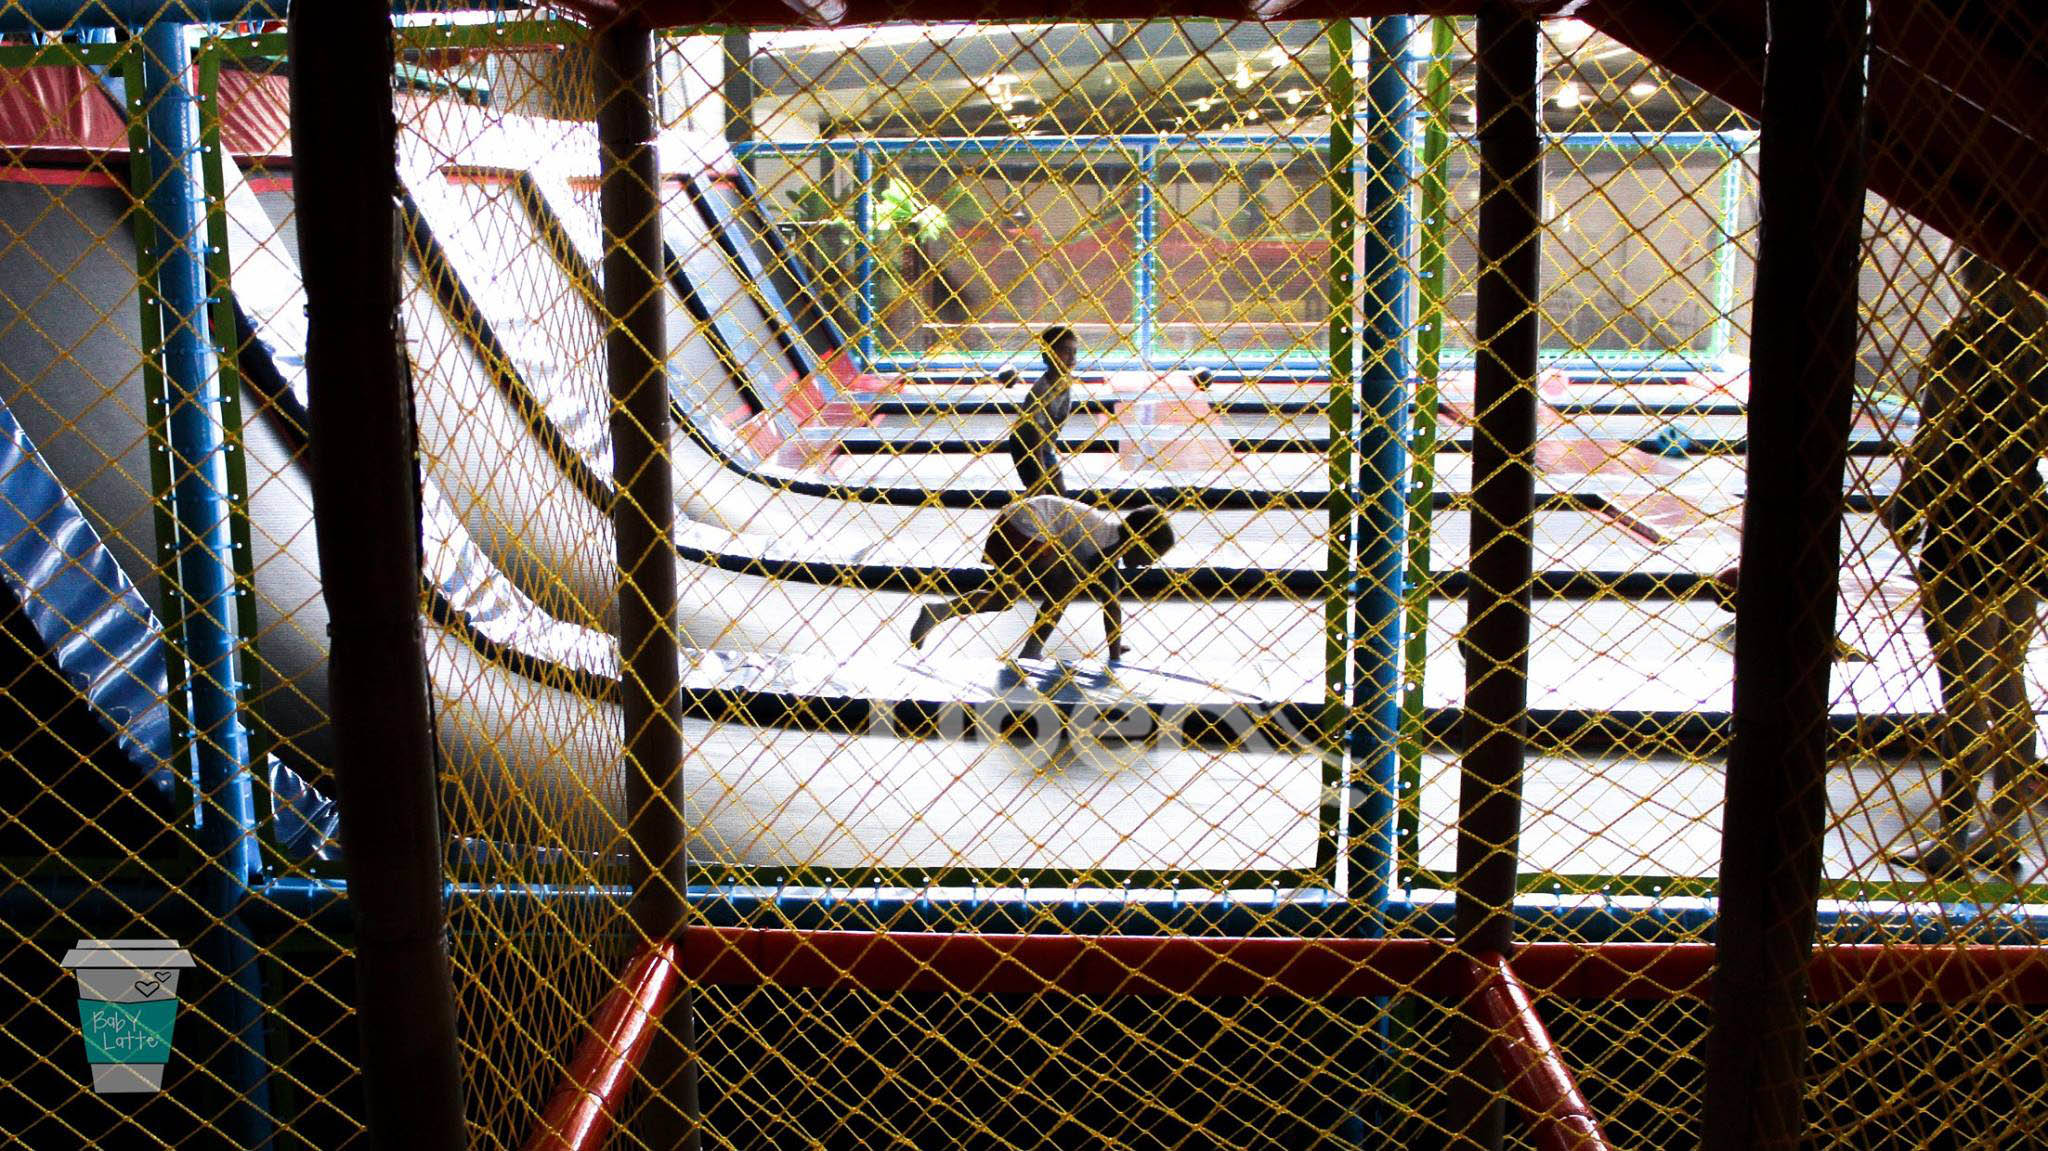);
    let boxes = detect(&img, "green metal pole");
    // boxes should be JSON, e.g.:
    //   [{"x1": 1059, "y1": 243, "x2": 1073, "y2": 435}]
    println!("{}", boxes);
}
[
  {"x1": 196, "y1": 42, "x2": 272, "y2": 807},
  {"x1": 1324, "y1": 19, "x2": 1358, "y2": 881},
  {"x1": 1711, "y1": 144, "x2": 1746, "y2": 366},
  {"x1": 1399, "y1": 15, "x2": 1455, "y2": 883}
]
